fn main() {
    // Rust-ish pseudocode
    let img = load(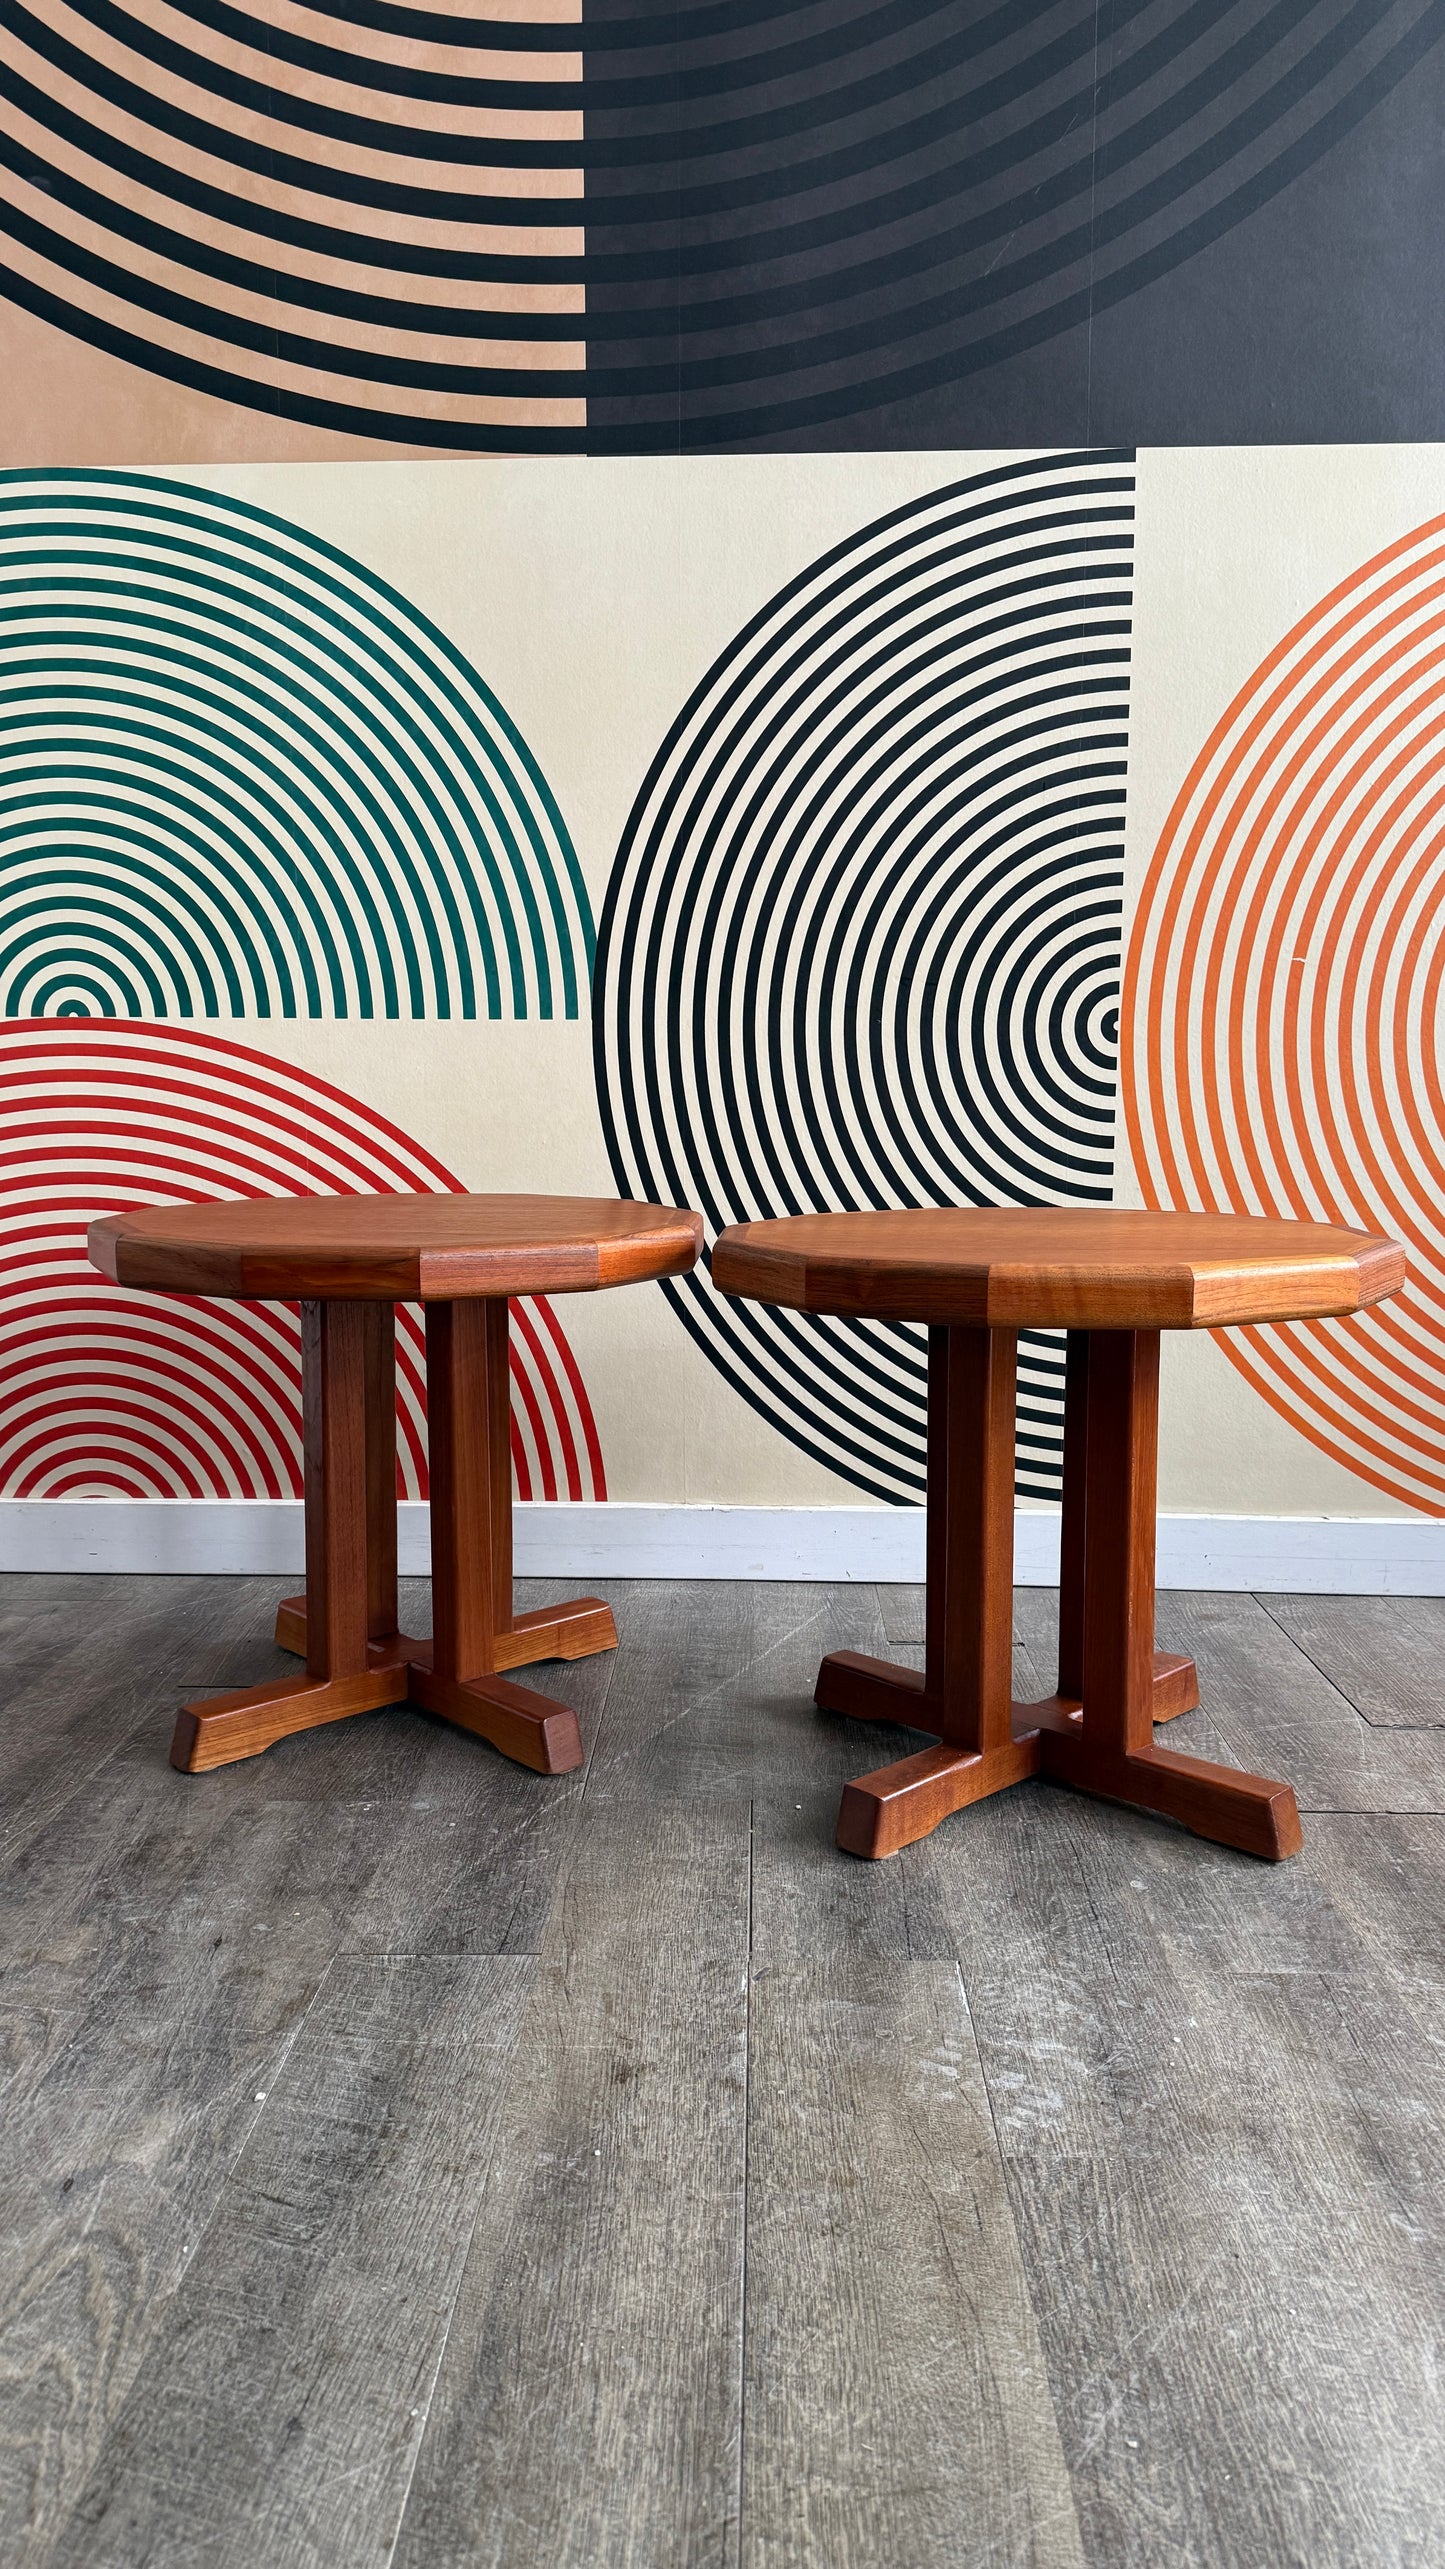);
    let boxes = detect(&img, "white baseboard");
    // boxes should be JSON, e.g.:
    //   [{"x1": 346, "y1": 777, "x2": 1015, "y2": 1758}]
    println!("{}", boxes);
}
[{"x1": 0, "y1": 1499, "x2": 1440, "y2": 1593}]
